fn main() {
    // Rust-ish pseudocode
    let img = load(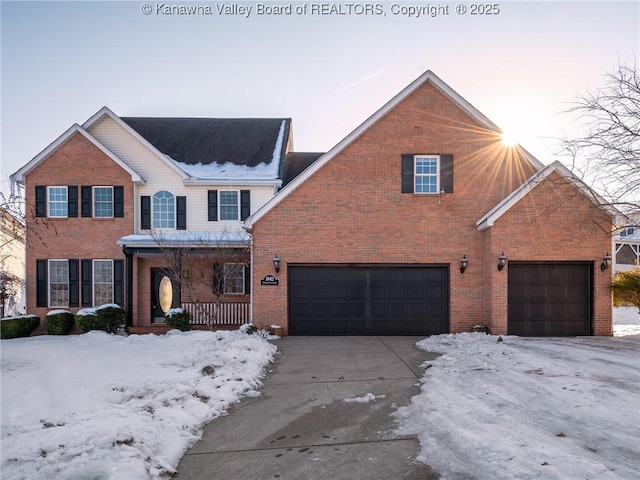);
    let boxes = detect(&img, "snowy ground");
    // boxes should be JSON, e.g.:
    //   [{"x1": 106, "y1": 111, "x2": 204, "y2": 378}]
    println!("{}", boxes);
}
[
  {"x1": 1, "y1": 311, "x2": 638, "y2": 480},
  {"x1": 395, "y1": 312, "x2": 640, "y2": 480},
  {"x1": 1, "y1": 330, "x2": 276, "y2": 479}
]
